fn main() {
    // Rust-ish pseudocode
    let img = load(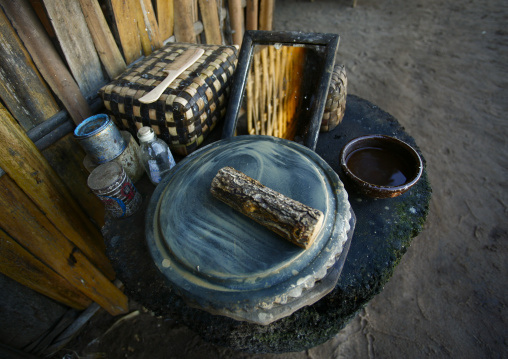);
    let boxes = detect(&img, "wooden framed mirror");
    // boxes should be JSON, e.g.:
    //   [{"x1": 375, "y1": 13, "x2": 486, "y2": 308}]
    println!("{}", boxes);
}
[{"x1": 222, "y1": 30, "x2": 340, "y2": 150}]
